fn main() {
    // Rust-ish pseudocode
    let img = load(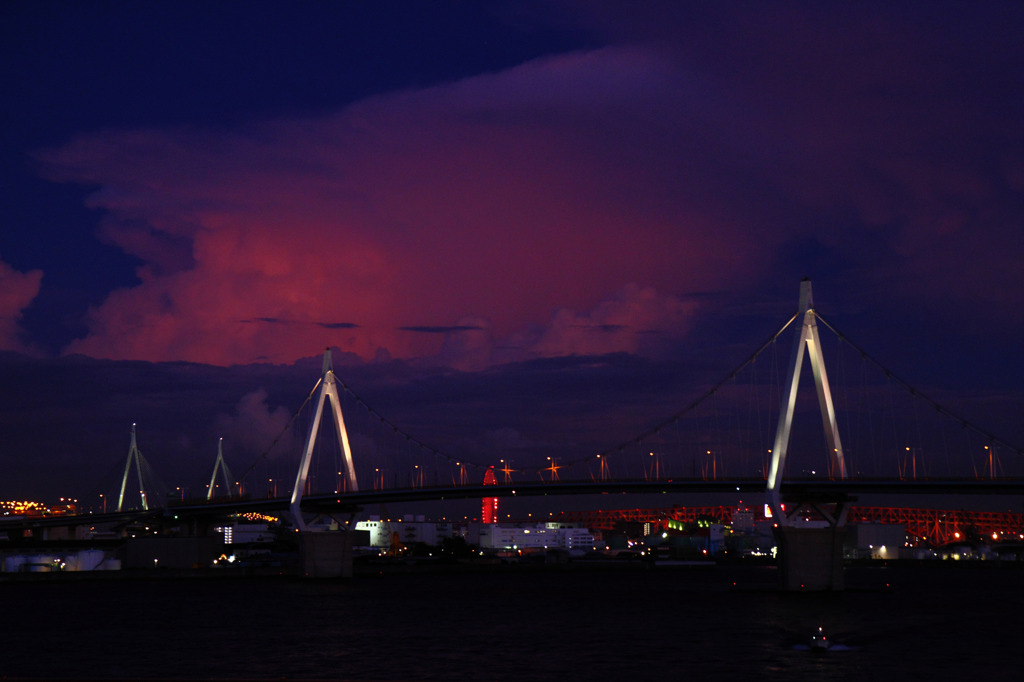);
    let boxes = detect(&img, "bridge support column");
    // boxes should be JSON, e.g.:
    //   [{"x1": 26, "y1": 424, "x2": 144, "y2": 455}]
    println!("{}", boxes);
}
[
  {"x1": 298, "y1": 531, "x2": 353, "y2": 578},
  {"x1": 764, "y1": 280, "x2": 851, "y2": 591},
  {"x1": 773, "y1": 524, "x2": 846, "y2": 591}
]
